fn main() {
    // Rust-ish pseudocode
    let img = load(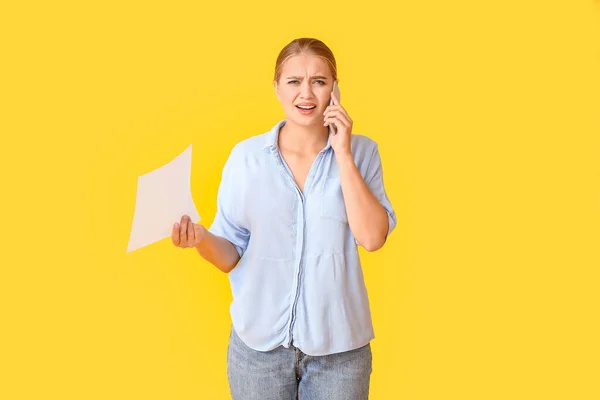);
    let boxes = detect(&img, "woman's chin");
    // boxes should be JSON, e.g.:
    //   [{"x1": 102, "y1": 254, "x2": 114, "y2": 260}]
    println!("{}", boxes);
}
[{"x1": 286, "y1": 115, "x2": 323, "y2": 128}]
